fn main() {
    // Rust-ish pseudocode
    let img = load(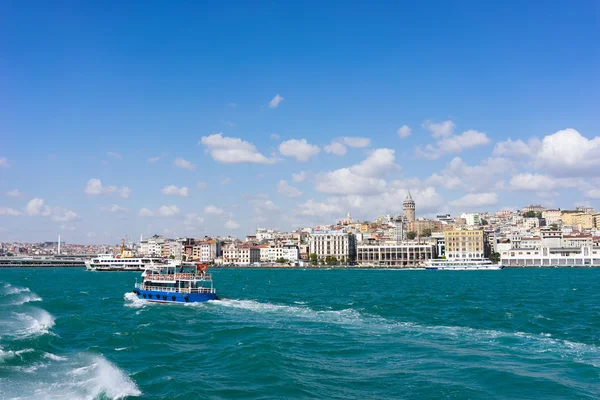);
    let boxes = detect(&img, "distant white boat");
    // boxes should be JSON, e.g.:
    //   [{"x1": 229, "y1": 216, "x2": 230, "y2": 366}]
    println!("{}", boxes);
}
[
  {"x1": 85, "y1": 254, "x2": 165, "y2": 271},
  {"x1": 423, "y1": 258, "x2": 503, "y2": 270}
]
